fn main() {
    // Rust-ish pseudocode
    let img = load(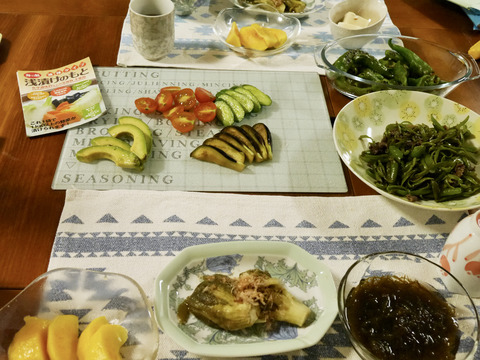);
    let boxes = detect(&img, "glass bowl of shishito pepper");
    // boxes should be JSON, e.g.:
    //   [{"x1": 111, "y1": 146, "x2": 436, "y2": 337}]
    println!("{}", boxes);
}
[{"x1": 315, "y1": 34, "x2": 480, "y2": 99}]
